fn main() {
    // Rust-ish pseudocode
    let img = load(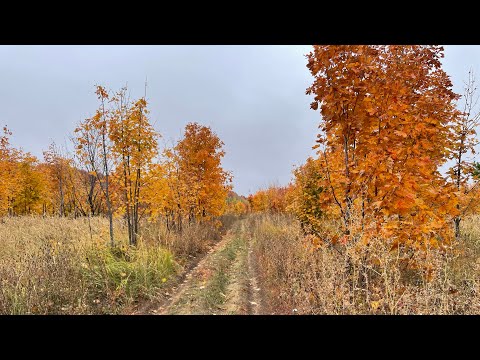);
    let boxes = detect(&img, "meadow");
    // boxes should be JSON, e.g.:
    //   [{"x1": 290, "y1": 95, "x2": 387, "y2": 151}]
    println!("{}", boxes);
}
[
  {"x1": 2, "y1": 45, "x2": 480, "y2": 315},
  {"x1": 248, "y1": 213, "x2": 480, "y2": 314},
  {"x1": 0, "y1": 216, "x2": 228, "y2": 314}
]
